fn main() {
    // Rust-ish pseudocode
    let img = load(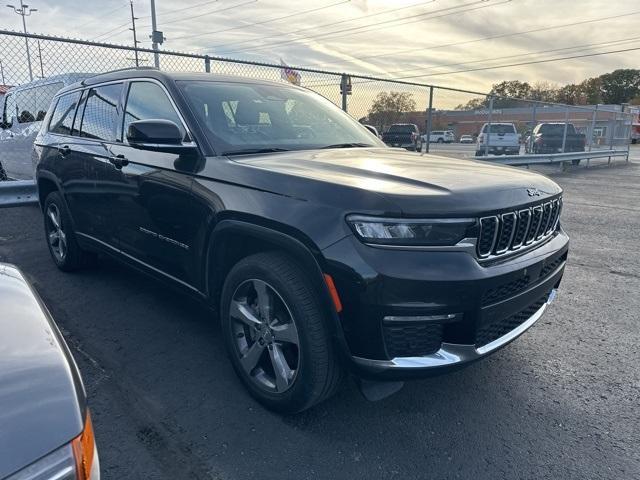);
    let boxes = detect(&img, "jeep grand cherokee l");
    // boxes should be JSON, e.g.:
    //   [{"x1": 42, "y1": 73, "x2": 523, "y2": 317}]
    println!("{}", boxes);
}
[{"x1": 34, "y1": 70, "x2": 569, "y2": 413}]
